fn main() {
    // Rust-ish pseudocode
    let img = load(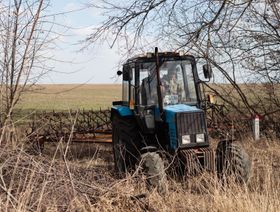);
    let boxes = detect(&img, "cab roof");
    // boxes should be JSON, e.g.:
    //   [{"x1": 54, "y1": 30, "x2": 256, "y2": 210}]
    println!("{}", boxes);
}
[{"x1": 125, "y1": 52, "x2": 195, "y2": 64}]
